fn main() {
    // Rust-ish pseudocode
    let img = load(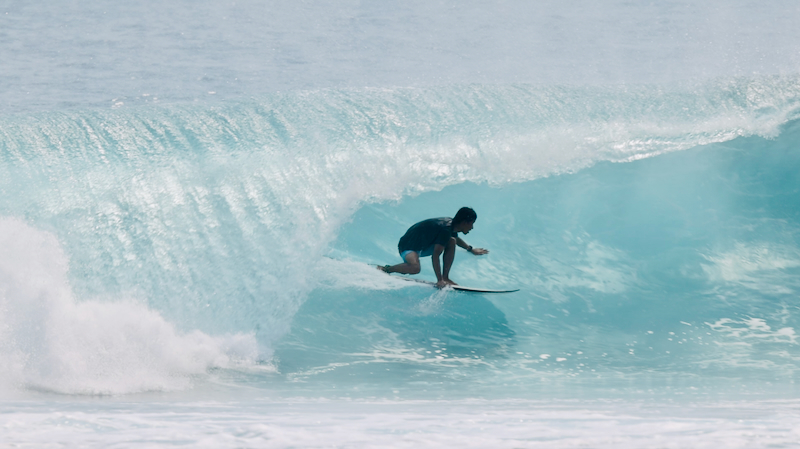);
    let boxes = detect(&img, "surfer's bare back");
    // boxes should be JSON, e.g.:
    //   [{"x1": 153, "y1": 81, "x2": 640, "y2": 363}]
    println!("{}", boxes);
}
[{"x1": 378, "y1": 207, "x2": 489, "y2": 288}]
